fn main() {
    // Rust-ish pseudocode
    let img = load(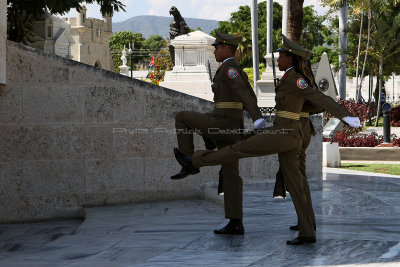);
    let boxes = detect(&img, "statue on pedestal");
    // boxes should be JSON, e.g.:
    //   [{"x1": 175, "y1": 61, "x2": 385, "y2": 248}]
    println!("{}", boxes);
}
[{"x1": 169, "y1": 6, "x2": 190, "y2": 65}]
